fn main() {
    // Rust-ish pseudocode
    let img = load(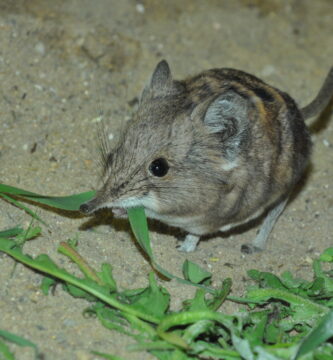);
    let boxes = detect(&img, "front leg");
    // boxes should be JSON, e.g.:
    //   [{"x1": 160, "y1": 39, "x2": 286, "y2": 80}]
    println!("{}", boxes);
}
[{"x1": 177, "y1": 234, "x2": 200, "y2": 252}]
